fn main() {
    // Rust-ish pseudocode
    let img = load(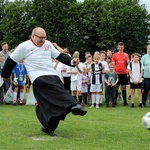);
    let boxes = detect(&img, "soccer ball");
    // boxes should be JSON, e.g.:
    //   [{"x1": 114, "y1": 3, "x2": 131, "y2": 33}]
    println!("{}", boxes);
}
[{"x1": 142, "y1": 112, "x2": 150, "y2": 130}]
